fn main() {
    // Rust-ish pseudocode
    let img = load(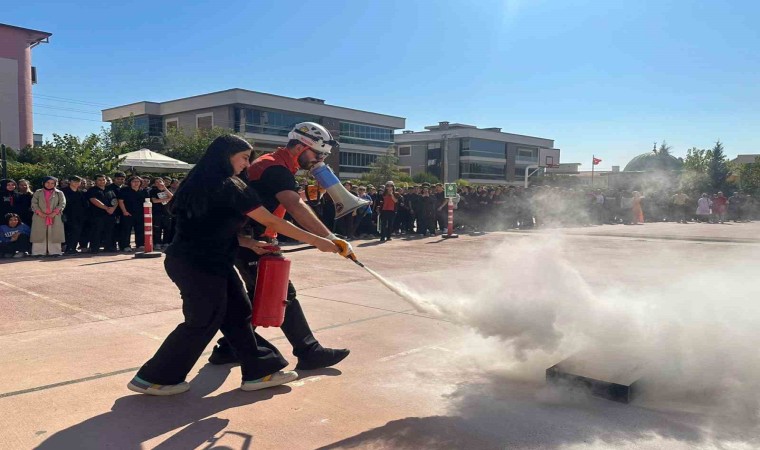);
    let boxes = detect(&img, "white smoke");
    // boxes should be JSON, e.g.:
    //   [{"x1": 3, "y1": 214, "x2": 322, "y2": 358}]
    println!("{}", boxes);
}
[{"x1": 380, "y1": 235, "x2": 760, "y2": 423}]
